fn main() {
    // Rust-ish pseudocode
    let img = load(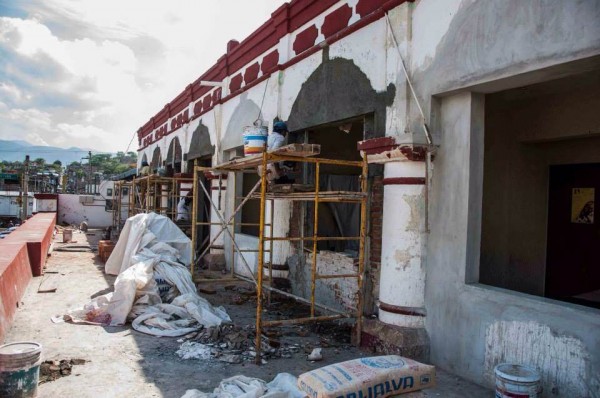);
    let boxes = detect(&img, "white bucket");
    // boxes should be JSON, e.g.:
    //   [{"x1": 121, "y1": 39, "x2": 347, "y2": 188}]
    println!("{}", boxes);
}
[
  {"x1": 495, "y1": 363, "x2": 542, "y2": 398},
  {"x1": 243, "y1": 125, "x2": 268, "y2": 156}
]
